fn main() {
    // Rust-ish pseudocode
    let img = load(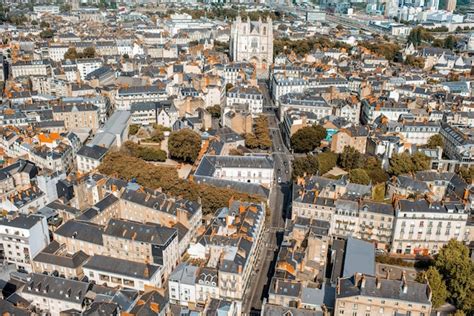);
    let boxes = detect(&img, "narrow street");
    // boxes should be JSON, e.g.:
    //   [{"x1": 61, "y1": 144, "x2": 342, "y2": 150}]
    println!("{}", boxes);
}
[{"x1": 242, "y1": 82, "x2": 293, "y2": 314}]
